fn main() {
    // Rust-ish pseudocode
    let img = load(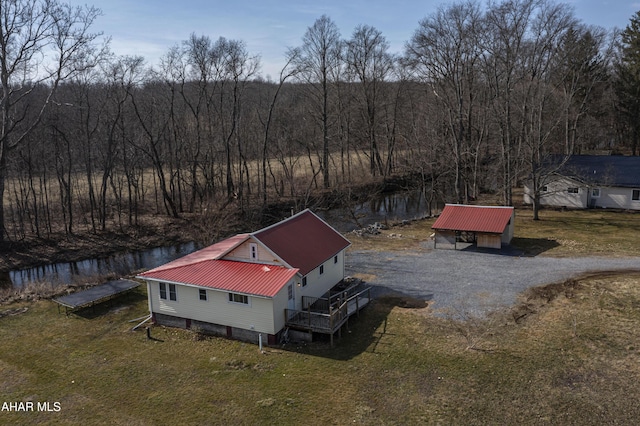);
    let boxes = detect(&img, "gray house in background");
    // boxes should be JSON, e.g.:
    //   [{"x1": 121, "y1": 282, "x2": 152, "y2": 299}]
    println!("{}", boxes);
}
[{"x1": 523, "y1": 155, "x2": 640, "y2": 210}]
